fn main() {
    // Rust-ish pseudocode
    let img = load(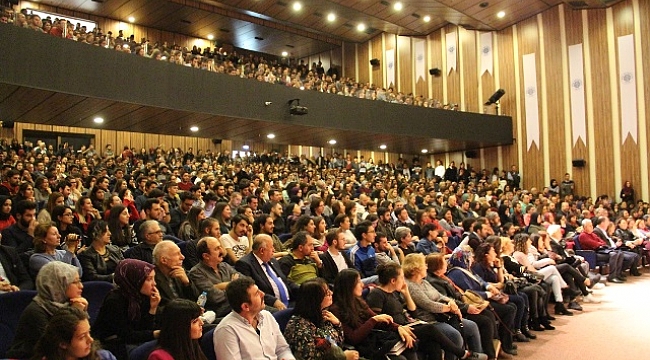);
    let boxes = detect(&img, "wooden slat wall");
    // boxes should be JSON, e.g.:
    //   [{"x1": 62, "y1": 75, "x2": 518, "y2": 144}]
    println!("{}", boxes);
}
[
  {"x1": 397, "y1": 36, "x2": 412, "y2": 94},
  {"x1": 342, "y1": 42, "x2": 356, "y2": 80},
  {"x1": 445, "y1": 26, "x2": 461, "y2": 107},
  {"x1": 370, "y1": 35, "x2": 383, "y2": 88},
  {"x1": 641, "y1": 0, "x2": 650, "y2": 202},
  {"x1": 357, "y1": 42, "x2": 370, "y2": 84},
  {"x1": 429, "y1": 30, "x2": 444, "y2": 104}
]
